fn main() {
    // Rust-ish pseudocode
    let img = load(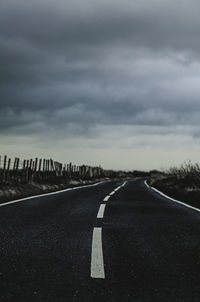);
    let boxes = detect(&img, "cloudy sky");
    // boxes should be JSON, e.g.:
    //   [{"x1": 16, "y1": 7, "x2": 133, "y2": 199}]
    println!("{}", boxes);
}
[{"x1": 1, "y1": 0, "x2": 200, "y2": 170}]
